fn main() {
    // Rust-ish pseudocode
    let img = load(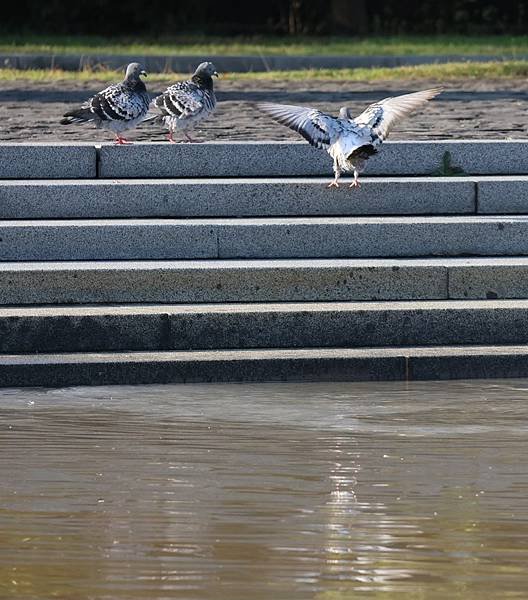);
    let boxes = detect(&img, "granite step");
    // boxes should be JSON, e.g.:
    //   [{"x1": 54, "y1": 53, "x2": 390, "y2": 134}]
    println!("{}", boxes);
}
[
  {"x1": 2, "y1": 299, "x2": 528, "y2": 353},
  {"x1": 2, "y1": 344, "x2": 528, "y2": 387}
]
